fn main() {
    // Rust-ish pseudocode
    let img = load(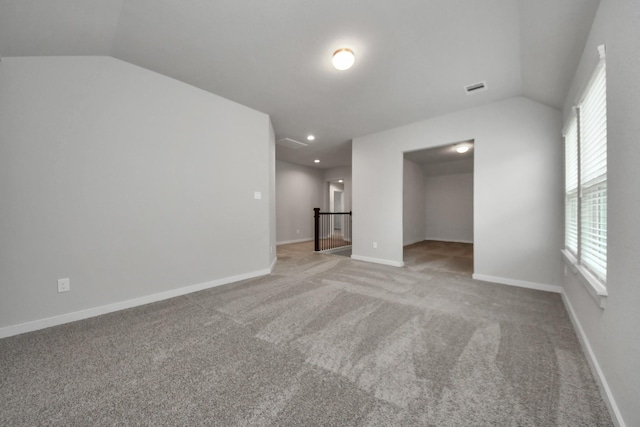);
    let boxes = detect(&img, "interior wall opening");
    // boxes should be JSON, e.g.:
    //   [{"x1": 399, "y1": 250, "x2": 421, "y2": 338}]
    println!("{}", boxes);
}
[{"x1": 402, "y1": 140, "x2": 474, "y2": 276}]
